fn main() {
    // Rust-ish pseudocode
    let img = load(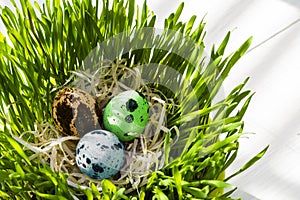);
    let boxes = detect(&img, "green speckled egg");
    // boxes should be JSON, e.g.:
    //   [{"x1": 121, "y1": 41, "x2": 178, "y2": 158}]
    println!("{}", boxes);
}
[{"x1": 103, "y1": 90, "x2": 149, "y2": 141}]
